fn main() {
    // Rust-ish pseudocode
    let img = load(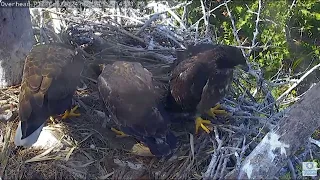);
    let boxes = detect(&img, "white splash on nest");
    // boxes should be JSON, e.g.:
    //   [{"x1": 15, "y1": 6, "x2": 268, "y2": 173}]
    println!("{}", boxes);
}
[
  {"x1": 267, "y1": 132, "x2": 290, "y2": 160},
  {"x1": 242, "y1": 160, "x2": 254, "y2": 179},
  {"x1": 31, "y1": 126, "x2": 62, "y2": 149},
  {"x1": 14, "y1": 121, "x2": 44, "y2": 147},
  {"x1": 242, "y1": 132, "x2": 290, "y2": 179}
]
